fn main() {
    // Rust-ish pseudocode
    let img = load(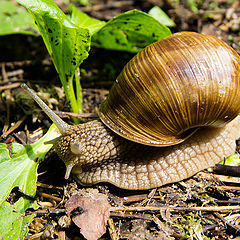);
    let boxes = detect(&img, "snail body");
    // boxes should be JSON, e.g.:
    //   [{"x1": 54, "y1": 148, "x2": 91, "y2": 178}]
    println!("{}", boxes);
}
[
  {"x1": 22, "y1": 32, "x2": 240, "y2": 190},
  {"x1": 55, "y1": 118, "x2": 240, "y2": 190}
]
